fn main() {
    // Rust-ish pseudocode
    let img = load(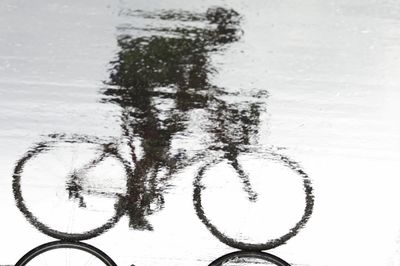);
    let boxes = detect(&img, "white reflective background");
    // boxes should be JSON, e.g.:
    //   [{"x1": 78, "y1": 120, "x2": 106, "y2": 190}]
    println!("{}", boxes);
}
[{"x1": 1, "y1": 0, "x2": 400, "y2": 265}]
